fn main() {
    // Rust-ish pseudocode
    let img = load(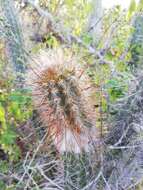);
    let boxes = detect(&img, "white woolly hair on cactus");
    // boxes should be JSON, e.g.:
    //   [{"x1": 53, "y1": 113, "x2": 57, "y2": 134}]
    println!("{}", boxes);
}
[{"x1": 27, "y1": 48, "x2": 98, "y2": 154}]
